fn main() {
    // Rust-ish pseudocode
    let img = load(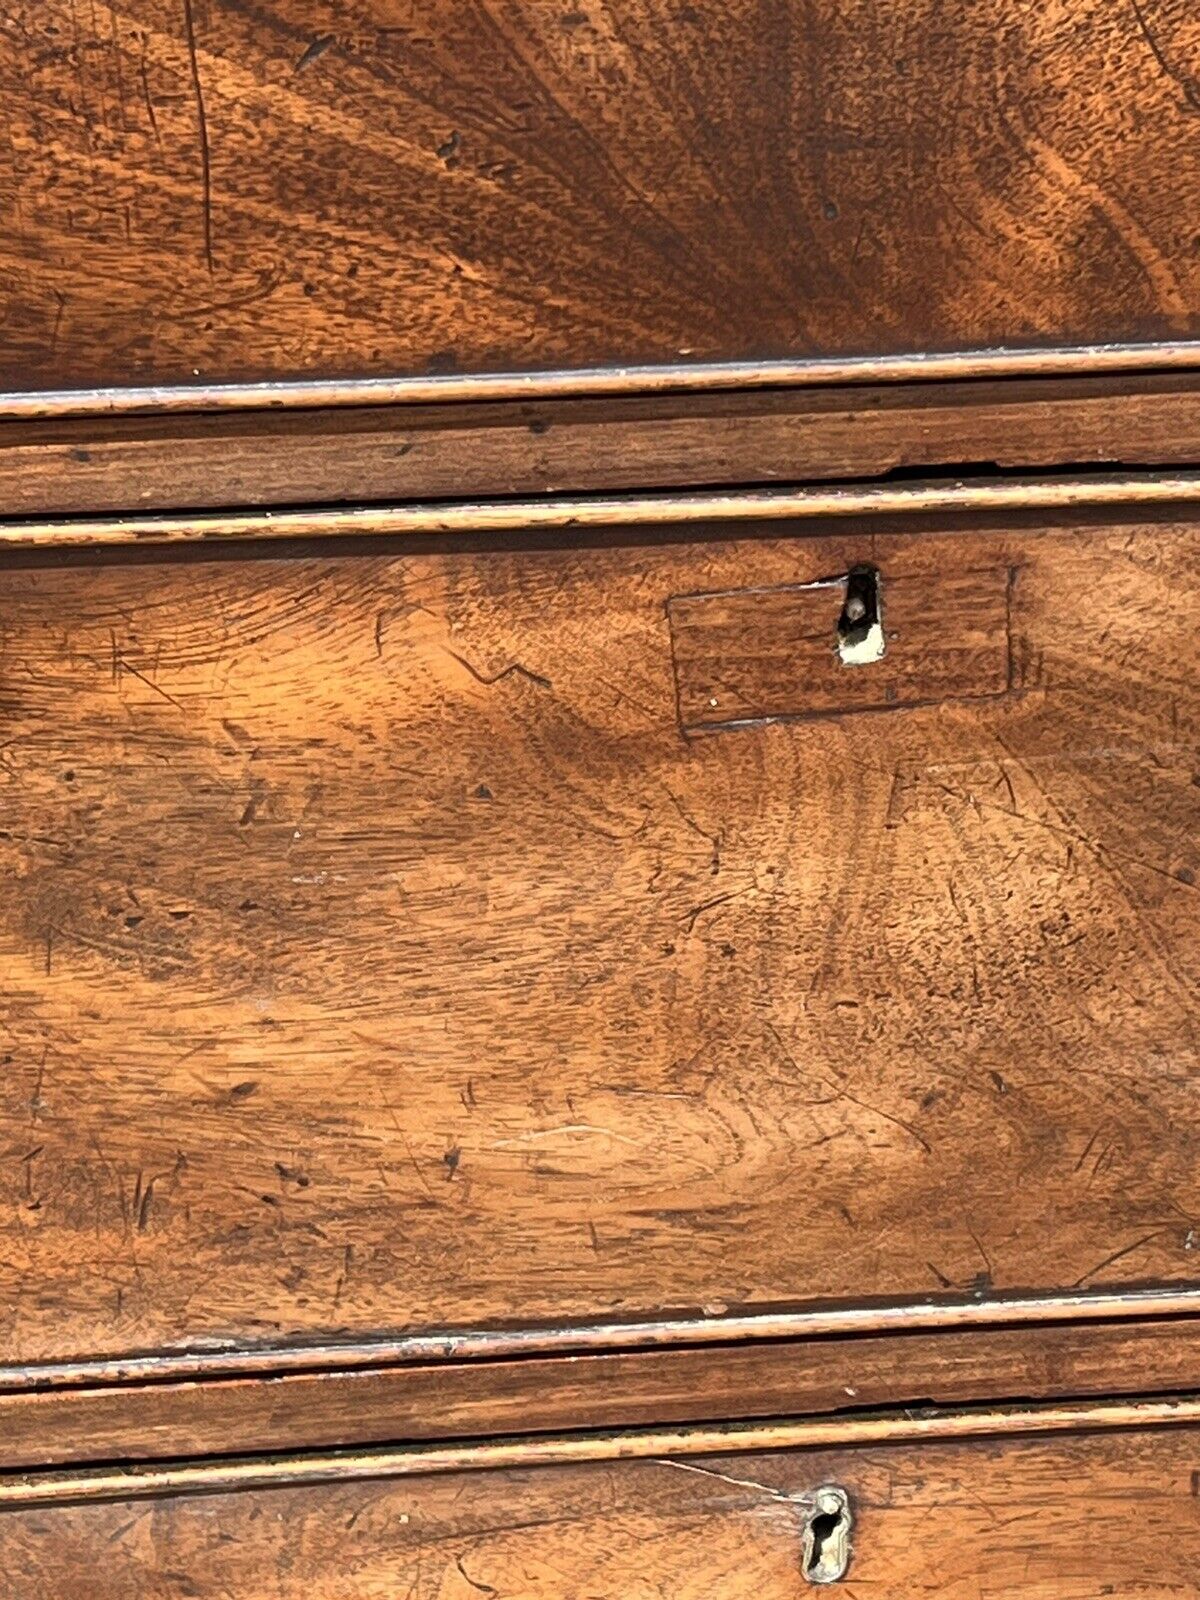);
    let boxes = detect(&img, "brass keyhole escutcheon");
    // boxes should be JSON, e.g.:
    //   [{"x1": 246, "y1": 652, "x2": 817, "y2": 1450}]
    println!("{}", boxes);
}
[{"x1": 802, "y1": 1485, "x2": 852, "y2": 1584}]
